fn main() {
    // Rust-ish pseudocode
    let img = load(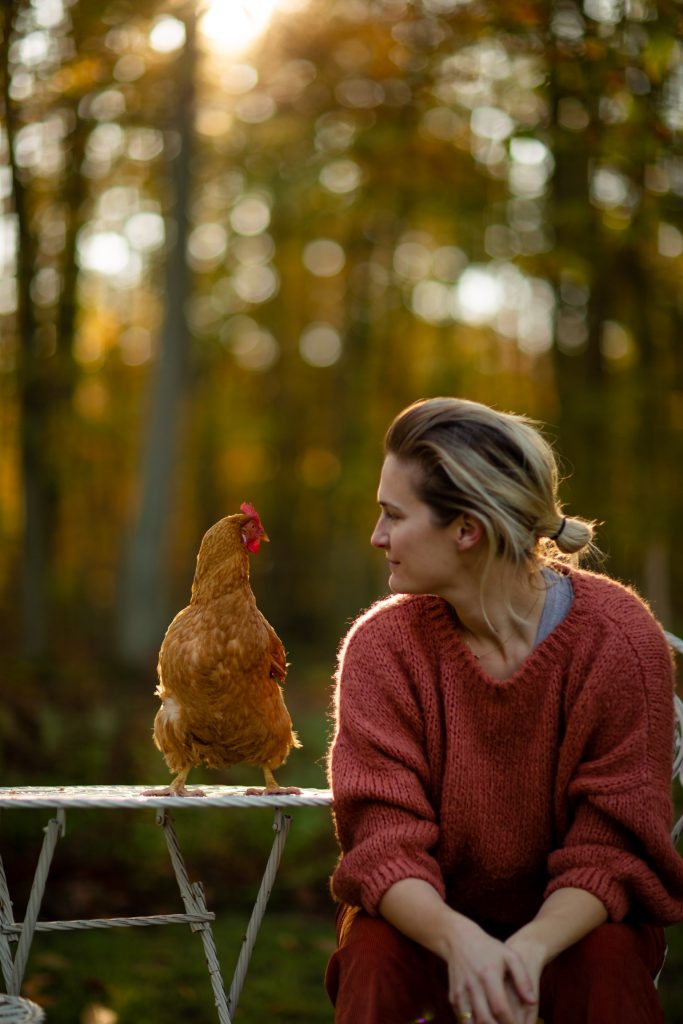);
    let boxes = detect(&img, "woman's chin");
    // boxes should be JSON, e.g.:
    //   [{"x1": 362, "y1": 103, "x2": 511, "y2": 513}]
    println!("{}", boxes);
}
[{"x1": 388, "y1": 572, "x2": 411, "y2": 594}]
